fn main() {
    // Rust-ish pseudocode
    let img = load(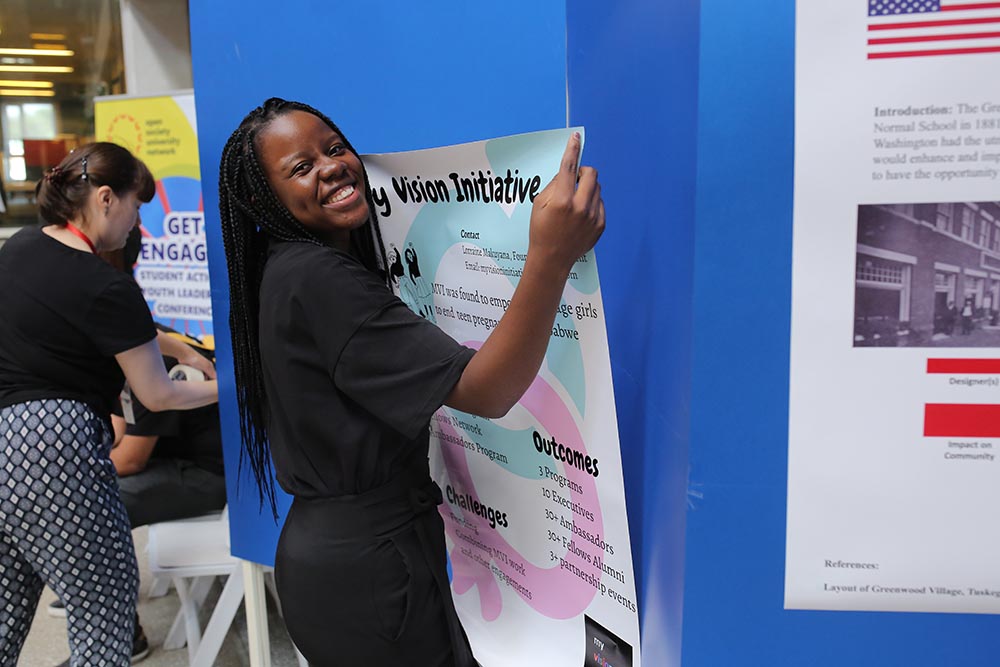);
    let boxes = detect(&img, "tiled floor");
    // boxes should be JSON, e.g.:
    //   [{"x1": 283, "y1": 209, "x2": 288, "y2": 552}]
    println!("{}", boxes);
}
[{"x1": 17, "y1": 526, "x2": 304, "y2": 667}]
